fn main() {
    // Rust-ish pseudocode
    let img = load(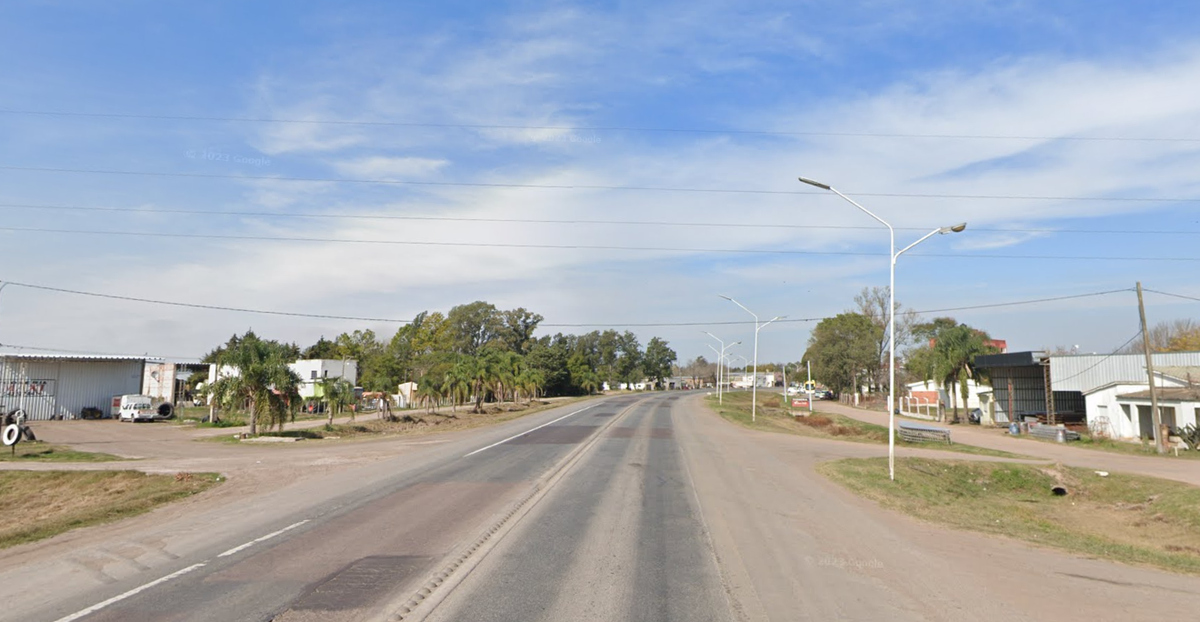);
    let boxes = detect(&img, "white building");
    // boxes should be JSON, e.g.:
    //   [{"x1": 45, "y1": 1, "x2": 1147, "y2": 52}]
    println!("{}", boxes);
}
[
  {"x1": 905, "y1": 378, "x2": 988, "y2": 410},
  {"x1": 1081, "y1": 367, "x2": 1200, "y2": 439},
  {"x1": 0, "y1": 354, "x2": 147, "y2": 420},
  {"x1": 205, "y1": 359, "x2": 358, "y2": 401},
  {"x1": 288, "y1": 359, "x2": 358, "y2": 399},
  {"x1": 1052, "y1": 354, "x2": 1200, "y2": 440}
]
